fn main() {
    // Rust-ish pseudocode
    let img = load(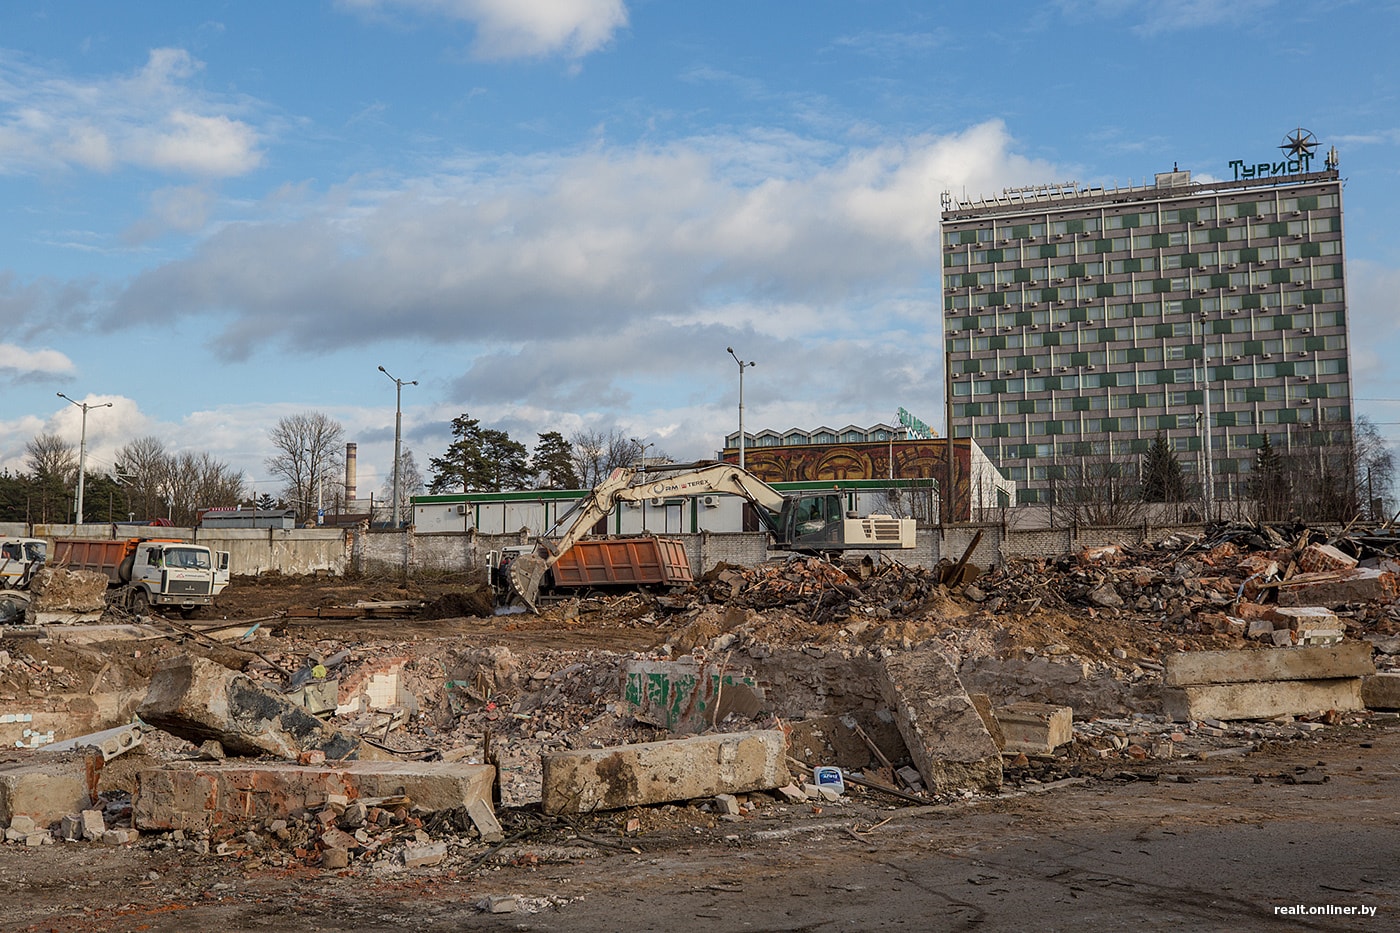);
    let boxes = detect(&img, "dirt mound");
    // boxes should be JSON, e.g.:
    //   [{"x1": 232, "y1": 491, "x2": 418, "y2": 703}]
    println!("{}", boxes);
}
[{"x1": 419, "y1": 585, "x2": 494, "y2": 620}]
